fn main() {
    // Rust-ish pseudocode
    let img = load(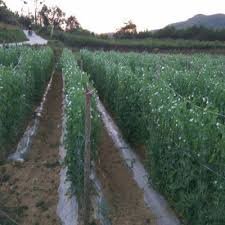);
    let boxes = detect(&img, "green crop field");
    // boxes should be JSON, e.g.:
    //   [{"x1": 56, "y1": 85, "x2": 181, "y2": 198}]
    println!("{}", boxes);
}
[
  {"x1": 0, "y1": 46, "x2": 53, "y2": 159},
  {"x1": 81, "y1": 50, "x2": 225, "y2": 225}
]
